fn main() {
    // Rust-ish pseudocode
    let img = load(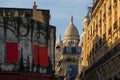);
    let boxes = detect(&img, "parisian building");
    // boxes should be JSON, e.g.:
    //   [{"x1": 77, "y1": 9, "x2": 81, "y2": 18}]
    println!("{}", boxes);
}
[
  {"x1": 0, "y1": 1, "x2": 56, "y2": 80},
  {"x1": 55, "y1": 16, "x2": 82, "y2": 80},
  {"x1": 80, "y1": 0, "x2": 120, "y2": 80}
]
